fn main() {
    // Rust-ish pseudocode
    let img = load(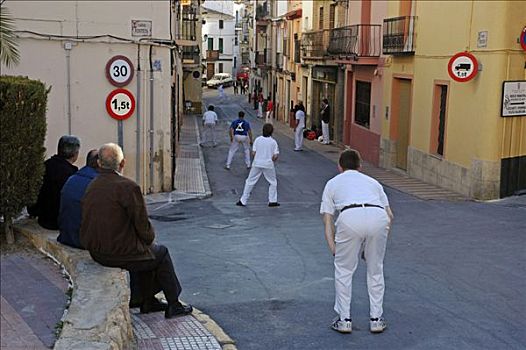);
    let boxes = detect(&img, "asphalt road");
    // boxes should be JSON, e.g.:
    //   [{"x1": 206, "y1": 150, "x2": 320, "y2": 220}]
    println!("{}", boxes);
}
[{"x1": 150, "y1": 89, "x2": 526, "y2": 350}]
